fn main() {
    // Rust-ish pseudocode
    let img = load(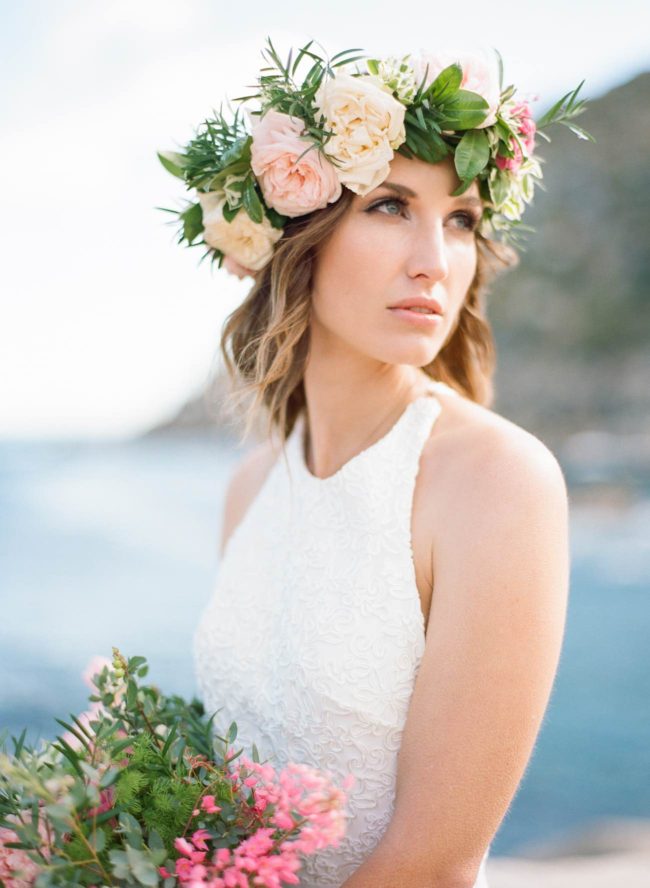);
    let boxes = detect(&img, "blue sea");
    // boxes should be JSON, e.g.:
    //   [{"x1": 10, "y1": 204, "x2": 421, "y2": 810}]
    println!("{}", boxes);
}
[{"x1": 1, "y1": 434, "x2": 648, "y2": 855}]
